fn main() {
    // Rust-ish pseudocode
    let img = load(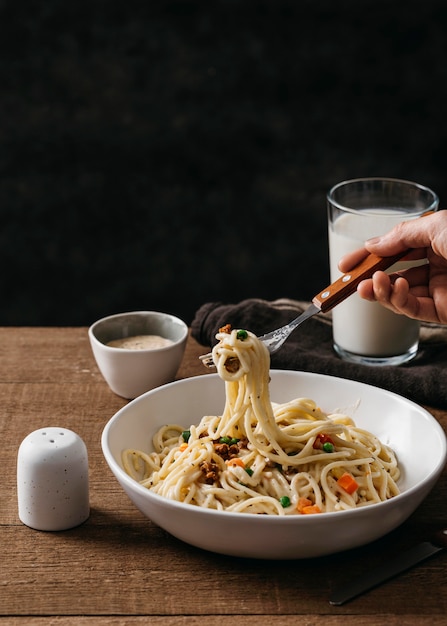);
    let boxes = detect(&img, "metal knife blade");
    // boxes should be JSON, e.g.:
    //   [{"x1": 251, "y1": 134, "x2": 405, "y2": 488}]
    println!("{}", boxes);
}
[{"x1": 329, "y1": 529, "x2": 447, "y2": 606}]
